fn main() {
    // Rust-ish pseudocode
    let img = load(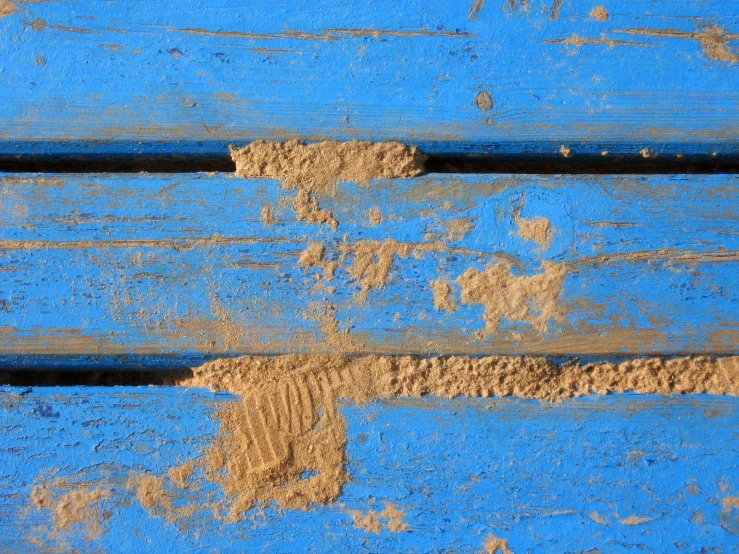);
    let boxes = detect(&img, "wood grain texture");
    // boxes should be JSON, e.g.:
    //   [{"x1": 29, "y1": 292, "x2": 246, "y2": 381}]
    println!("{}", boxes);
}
[
  {"x1": 0, "y1": 387, "x2": 737, "y2": 552},
  {"x1": 0, "y1": 172, "x2": 737, "y2": 367},
  {"x1": 0, "y1": 0, "x2": 737, "y2": 156}
]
